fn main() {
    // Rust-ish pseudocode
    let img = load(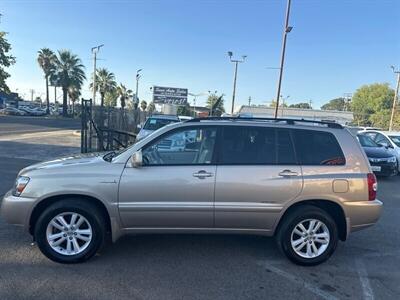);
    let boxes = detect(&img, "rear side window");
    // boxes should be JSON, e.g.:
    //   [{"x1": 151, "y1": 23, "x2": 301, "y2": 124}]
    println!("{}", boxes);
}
[
  {"x1": 218, "y1": 126, "x2": 296, "y2": 165},
  {"x1": 292, "y1": 130, "x2": 345, "y2": 165}
]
